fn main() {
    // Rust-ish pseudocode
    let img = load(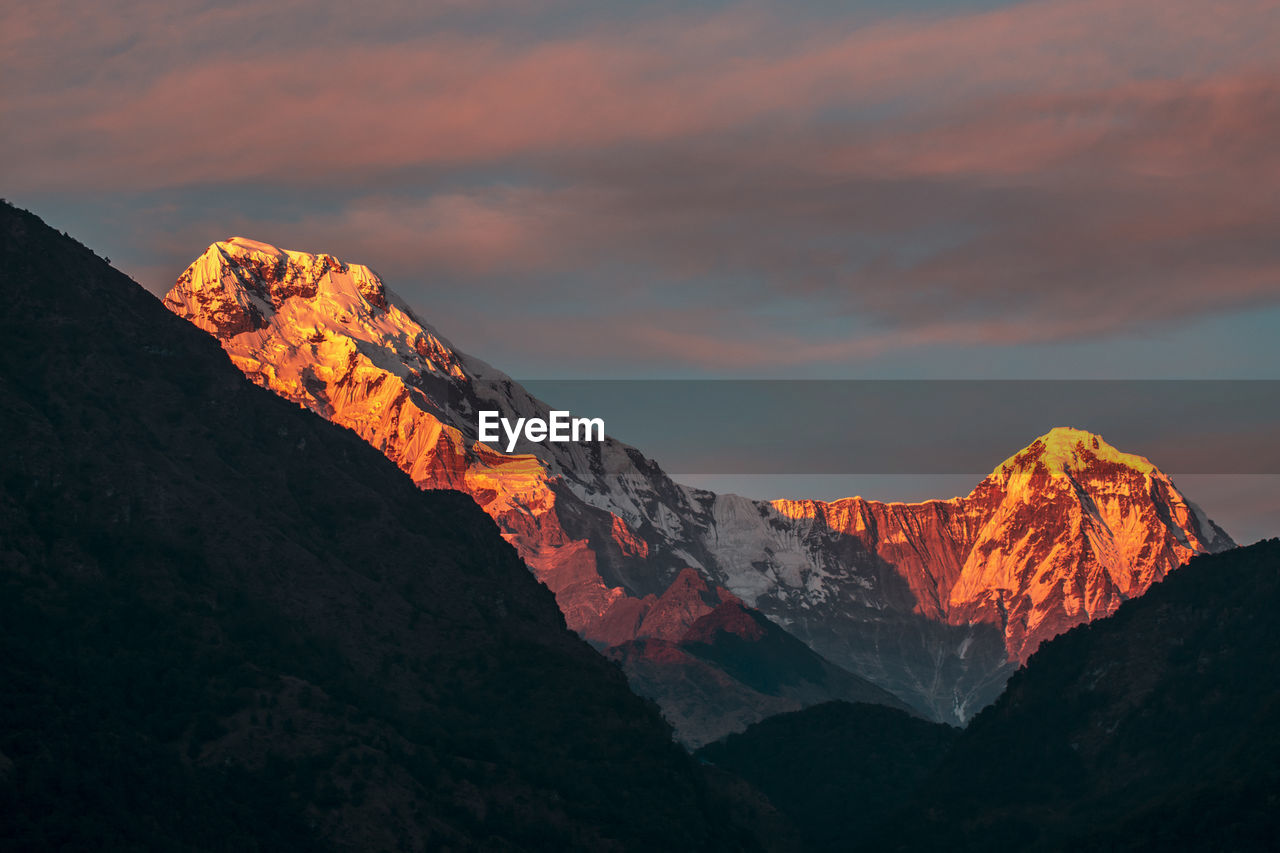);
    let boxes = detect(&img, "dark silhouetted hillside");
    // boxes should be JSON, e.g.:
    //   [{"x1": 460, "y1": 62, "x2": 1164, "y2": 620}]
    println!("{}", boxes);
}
[
  {"x1": 698, "y1": 541, "x2": 1280, "y2": 851},
  {"x1": 696, "y1": 702, "x2": 957, "y2": 850},
  {"x1": 0, "y1": 202, "x2": 769, "y2": 851},
  {"x1": 897, "y1": 538, "x2": 1280, "y2": 851}
]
